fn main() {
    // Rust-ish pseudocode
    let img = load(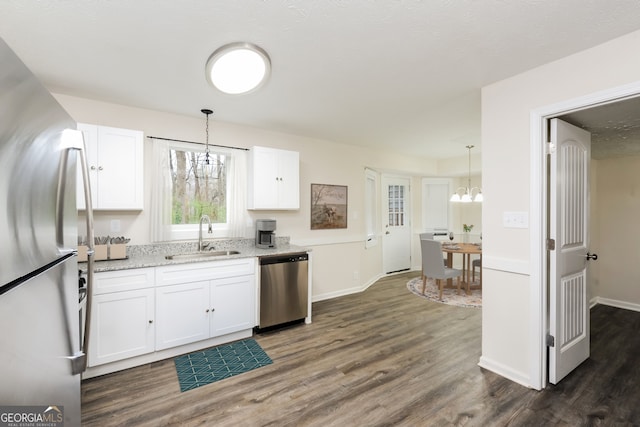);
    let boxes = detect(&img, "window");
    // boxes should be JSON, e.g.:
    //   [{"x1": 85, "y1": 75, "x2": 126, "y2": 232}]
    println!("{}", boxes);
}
[
  {"x1": 365, "y1": 168, "x2": 378, "y2": 248},
  {"x1": 169, "y1": 148, "x2": 227, "y2": 225},
  {"x1": 151, "y1": 138, "x2": 248, "y2": 242},
  {"x1": 166, "y1": 144, "x2": 230, "y2": 241},
  {"x1": 421, "y1": 178, "x2": 452, "y2": 231},
  {"x1": 387, "y1": 184, "x2": 406, "y2": 226}
]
